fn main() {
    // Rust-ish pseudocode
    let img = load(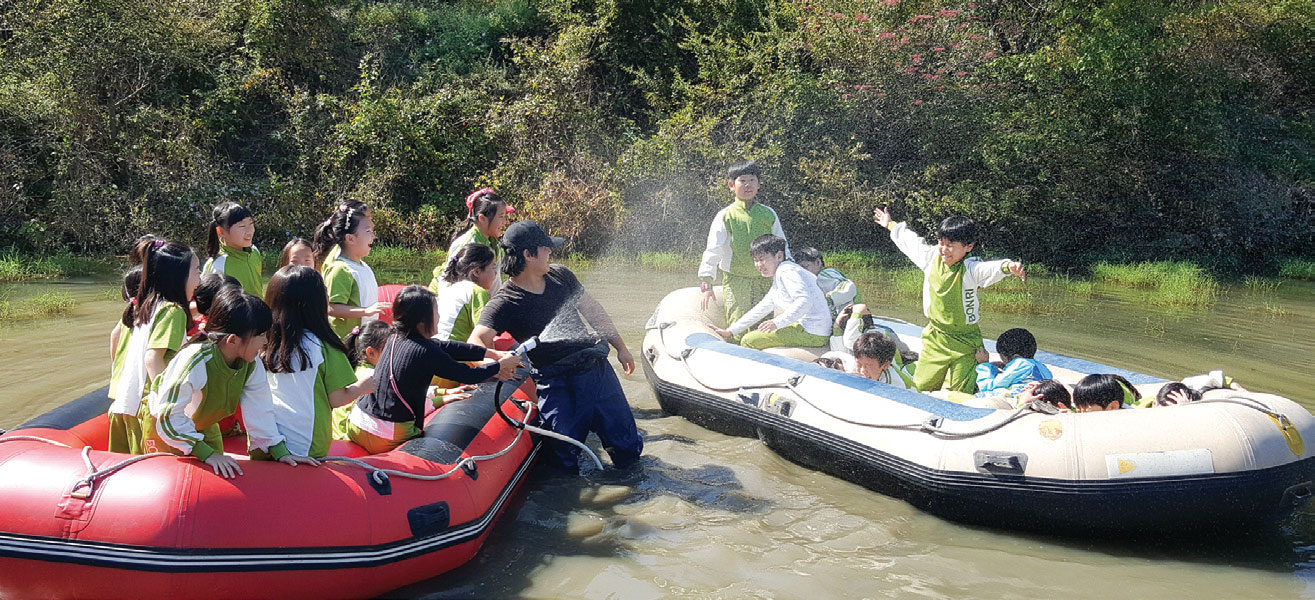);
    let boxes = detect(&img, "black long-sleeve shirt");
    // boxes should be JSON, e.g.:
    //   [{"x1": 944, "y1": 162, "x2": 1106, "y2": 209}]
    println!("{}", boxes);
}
[{"x1": 356, "y1": 334, "x2": 497, "y2": 429}]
